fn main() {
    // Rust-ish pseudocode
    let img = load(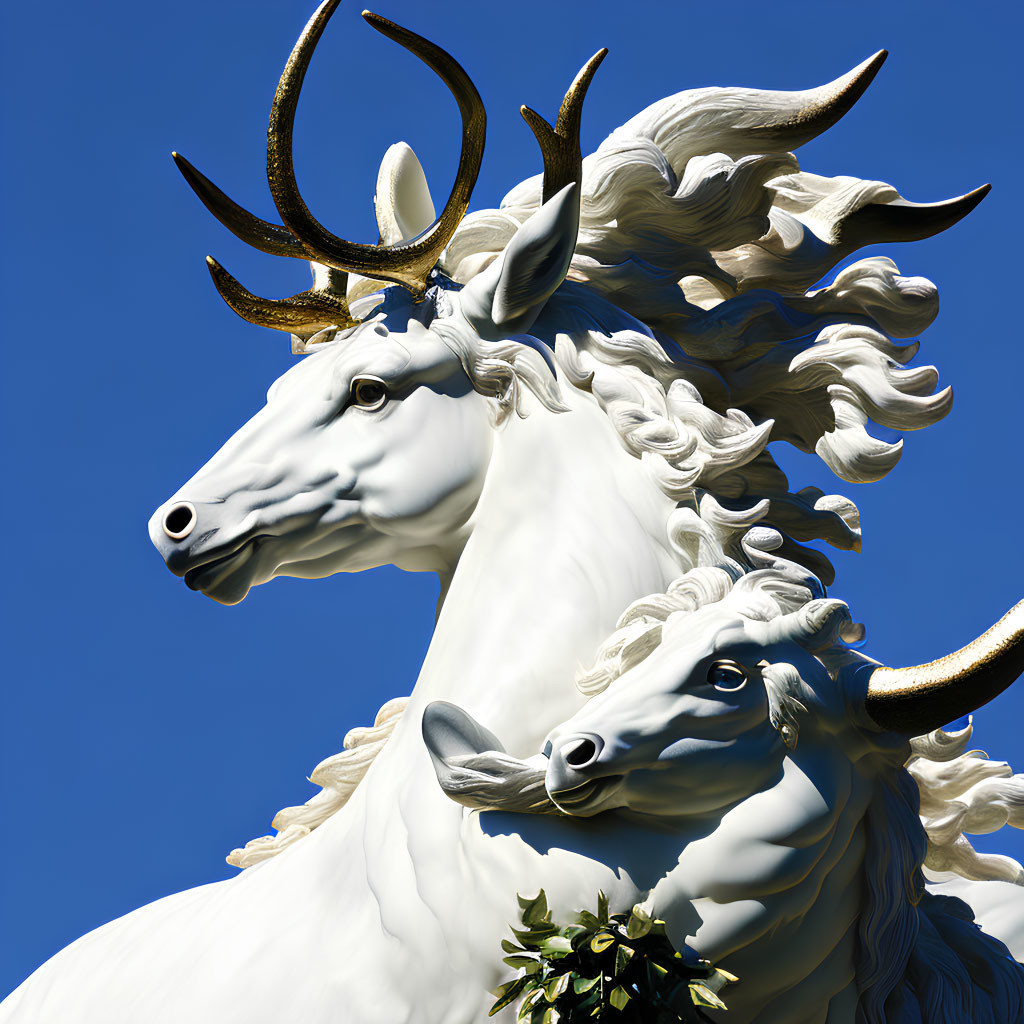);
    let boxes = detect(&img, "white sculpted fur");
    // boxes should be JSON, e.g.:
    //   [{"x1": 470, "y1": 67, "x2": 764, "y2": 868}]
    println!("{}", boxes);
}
[{"x1": 2, "y1": 3, "x2": 1017, "y2": 1021}]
